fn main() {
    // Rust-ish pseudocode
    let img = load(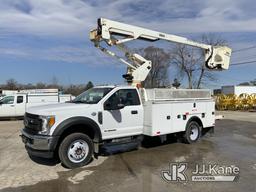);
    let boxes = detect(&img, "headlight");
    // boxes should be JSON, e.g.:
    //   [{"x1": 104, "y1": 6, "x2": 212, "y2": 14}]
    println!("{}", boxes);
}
[{"x1": 39, "y1": 115, "x2": 55, "y2": 135}]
